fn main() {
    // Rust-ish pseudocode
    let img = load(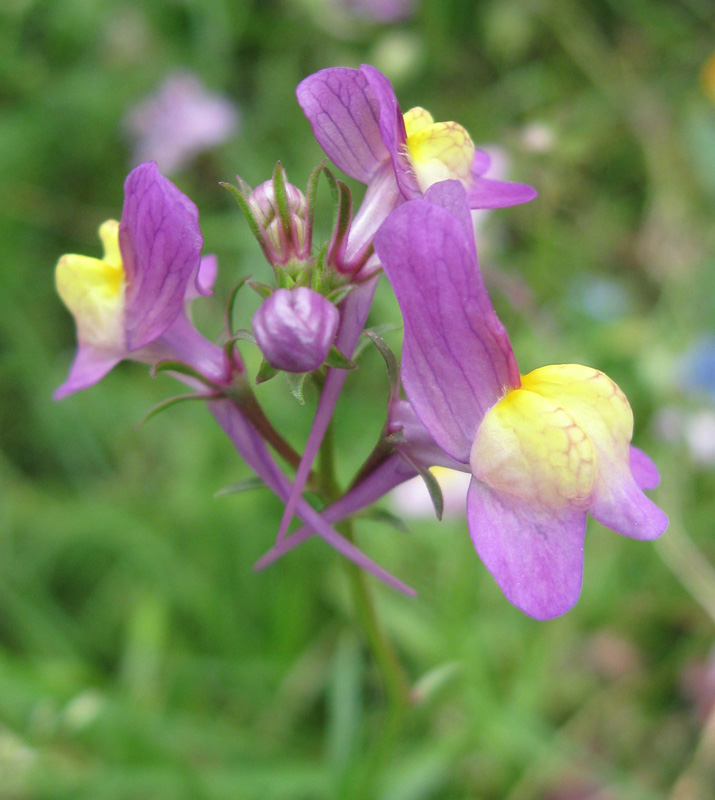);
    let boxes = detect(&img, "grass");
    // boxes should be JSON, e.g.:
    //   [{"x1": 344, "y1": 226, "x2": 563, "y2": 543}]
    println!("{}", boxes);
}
[{"x1": 2, "y1": 0, "x2": 715, "y2": 797}]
